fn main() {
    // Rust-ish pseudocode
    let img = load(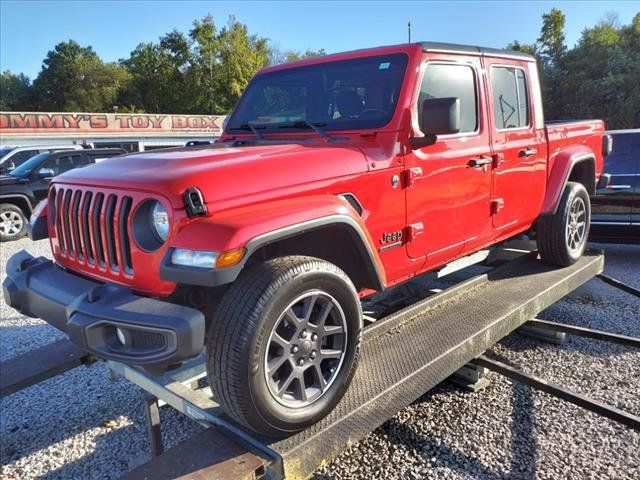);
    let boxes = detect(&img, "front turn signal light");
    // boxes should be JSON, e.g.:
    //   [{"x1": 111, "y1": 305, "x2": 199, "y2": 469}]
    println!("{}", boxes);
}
[{"x1": 215, "y1": 248, "x2": 245, "y2": 269}]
